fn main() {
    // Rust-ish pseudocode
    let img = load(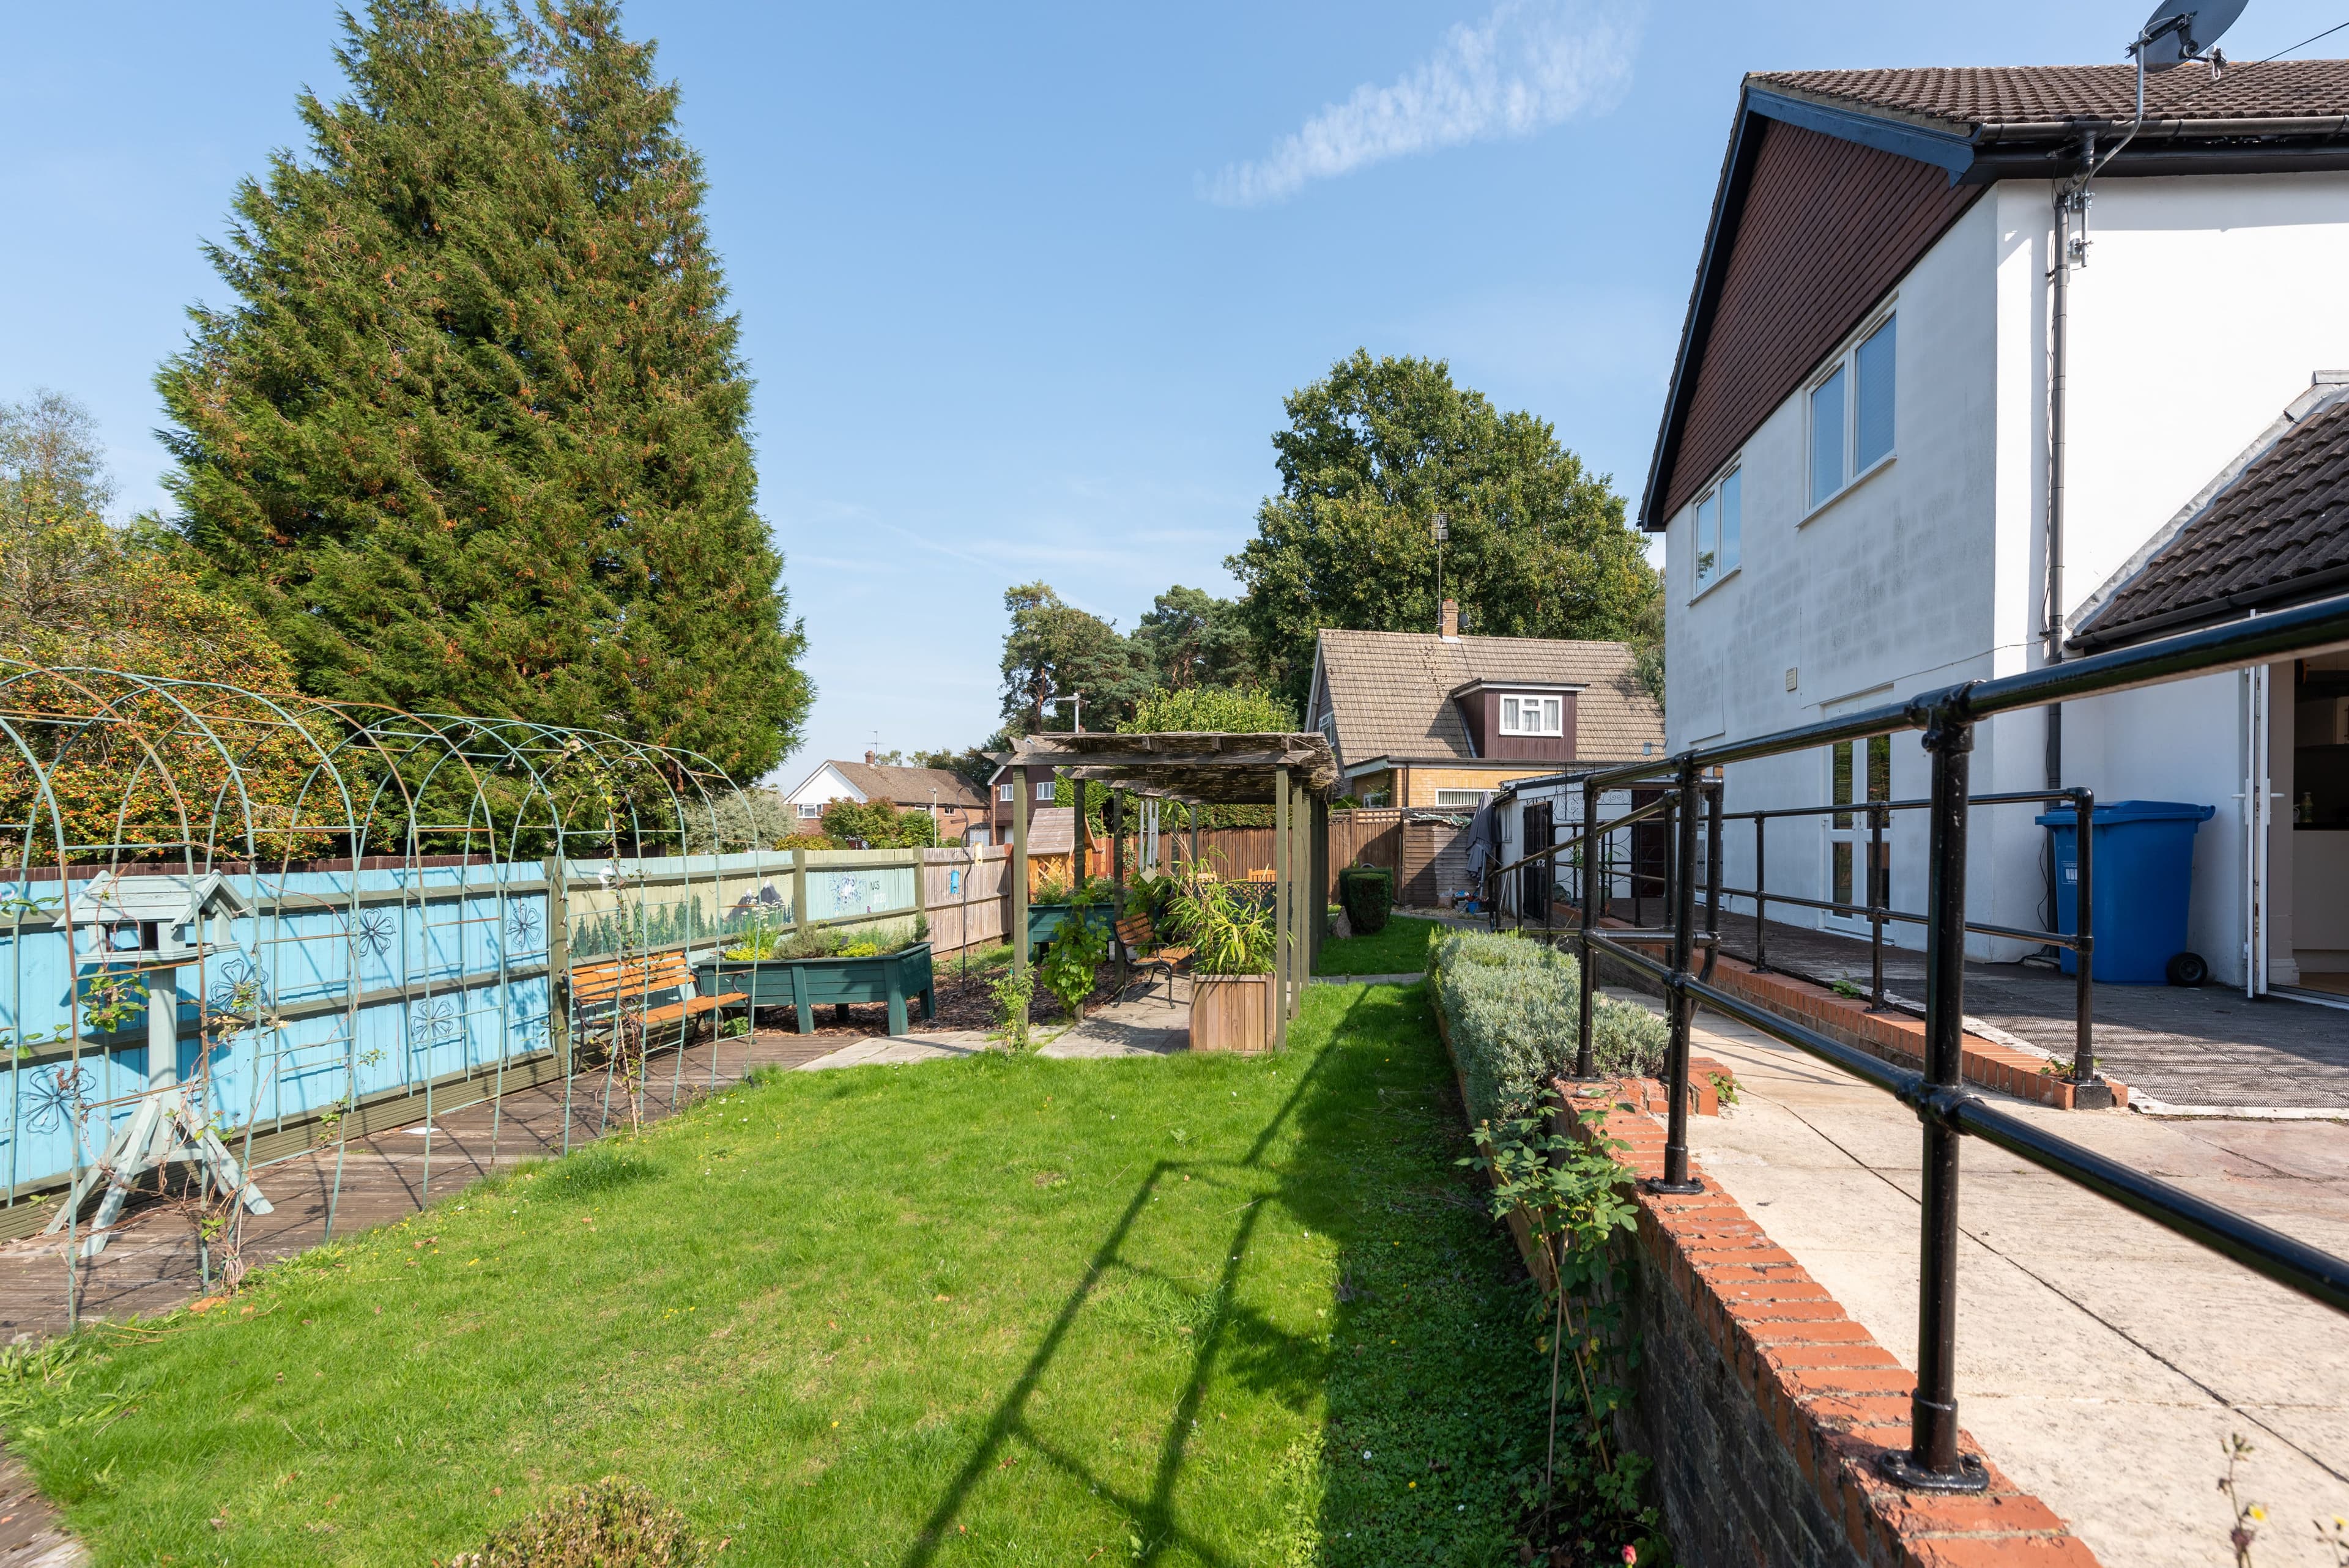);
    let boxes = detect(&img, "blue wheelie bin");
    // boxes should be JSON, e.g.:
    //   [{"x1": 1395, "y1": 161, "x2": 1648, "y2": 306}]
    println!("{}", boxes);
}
[{"x1": 2034, "y1": 799, "x2": 2216, "y2": 984}]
